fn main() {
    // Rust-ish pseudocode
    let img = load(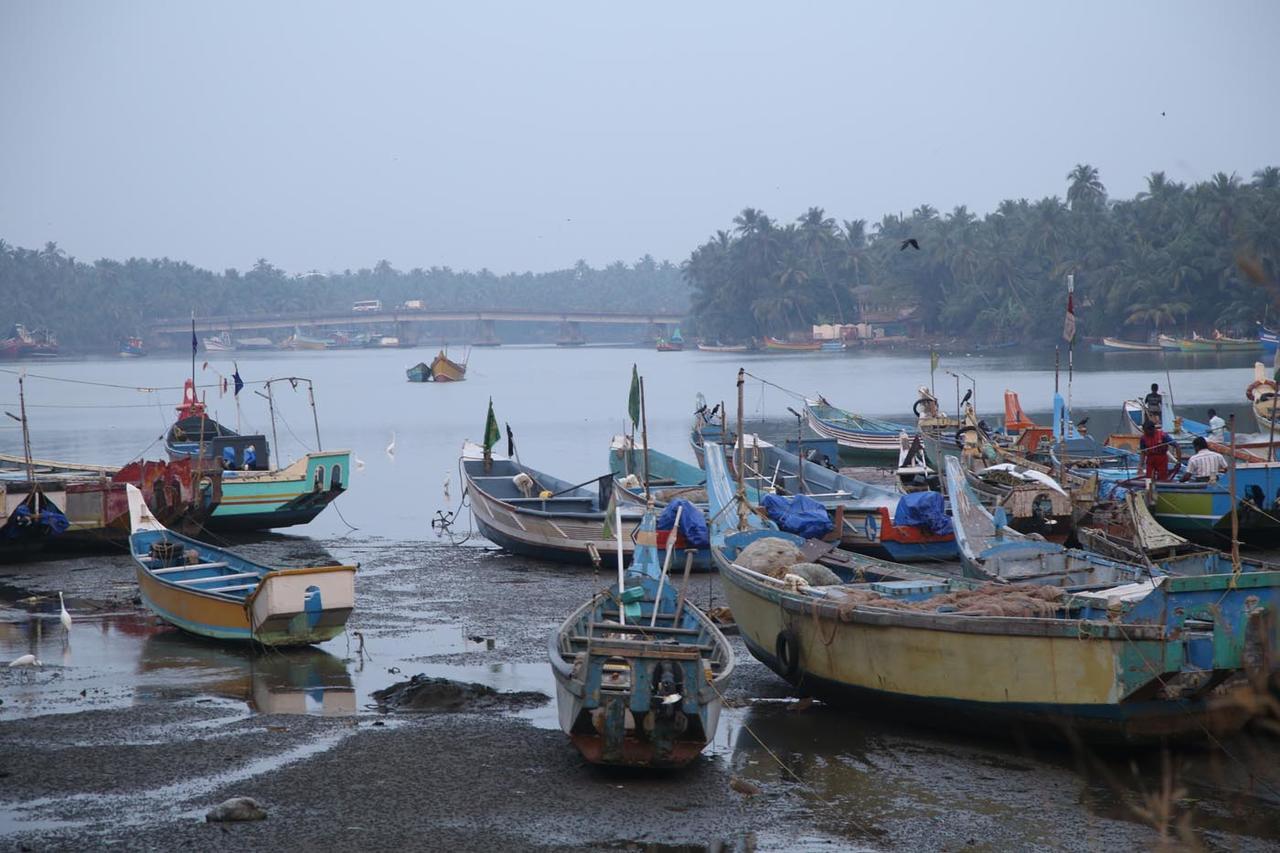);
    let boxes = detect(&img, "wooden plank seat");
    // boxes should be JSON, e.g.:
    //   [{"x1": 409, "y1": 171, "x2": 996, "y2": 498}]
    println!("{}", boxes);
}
[
  {"x1": 589, "y1": 622, "x2": 700, "y2": 636},
  {"x1": 582, "y1": 639, "x2": 703, "y2": 659},
  {"x1": 571, "y1": 635, "x2": 714, "y2": 653},
  {"x1": 151, "y1": 561, "x2": 229, "y2": 576},
  {"x1": 175, "y1": 571, "x2": 259, "y2": 585},
  {"x1": 203, "y1": 583, "x2": 259, "y2": 594}
]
